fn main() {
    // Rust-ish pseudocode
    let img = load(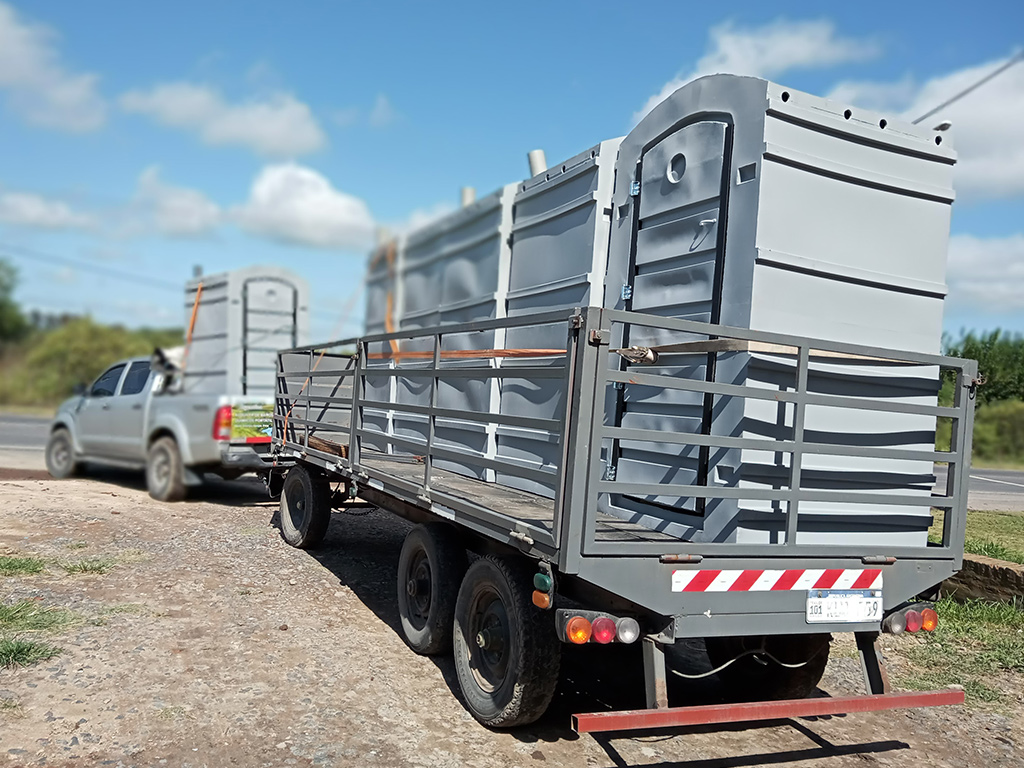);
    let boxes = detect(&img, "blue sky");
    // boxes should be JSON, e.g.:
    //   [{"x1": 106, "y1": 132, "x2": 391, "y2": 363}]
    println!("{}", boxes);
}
[{"x1": 0, "y1": 1, "x2": 1021, "y2": 341}]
